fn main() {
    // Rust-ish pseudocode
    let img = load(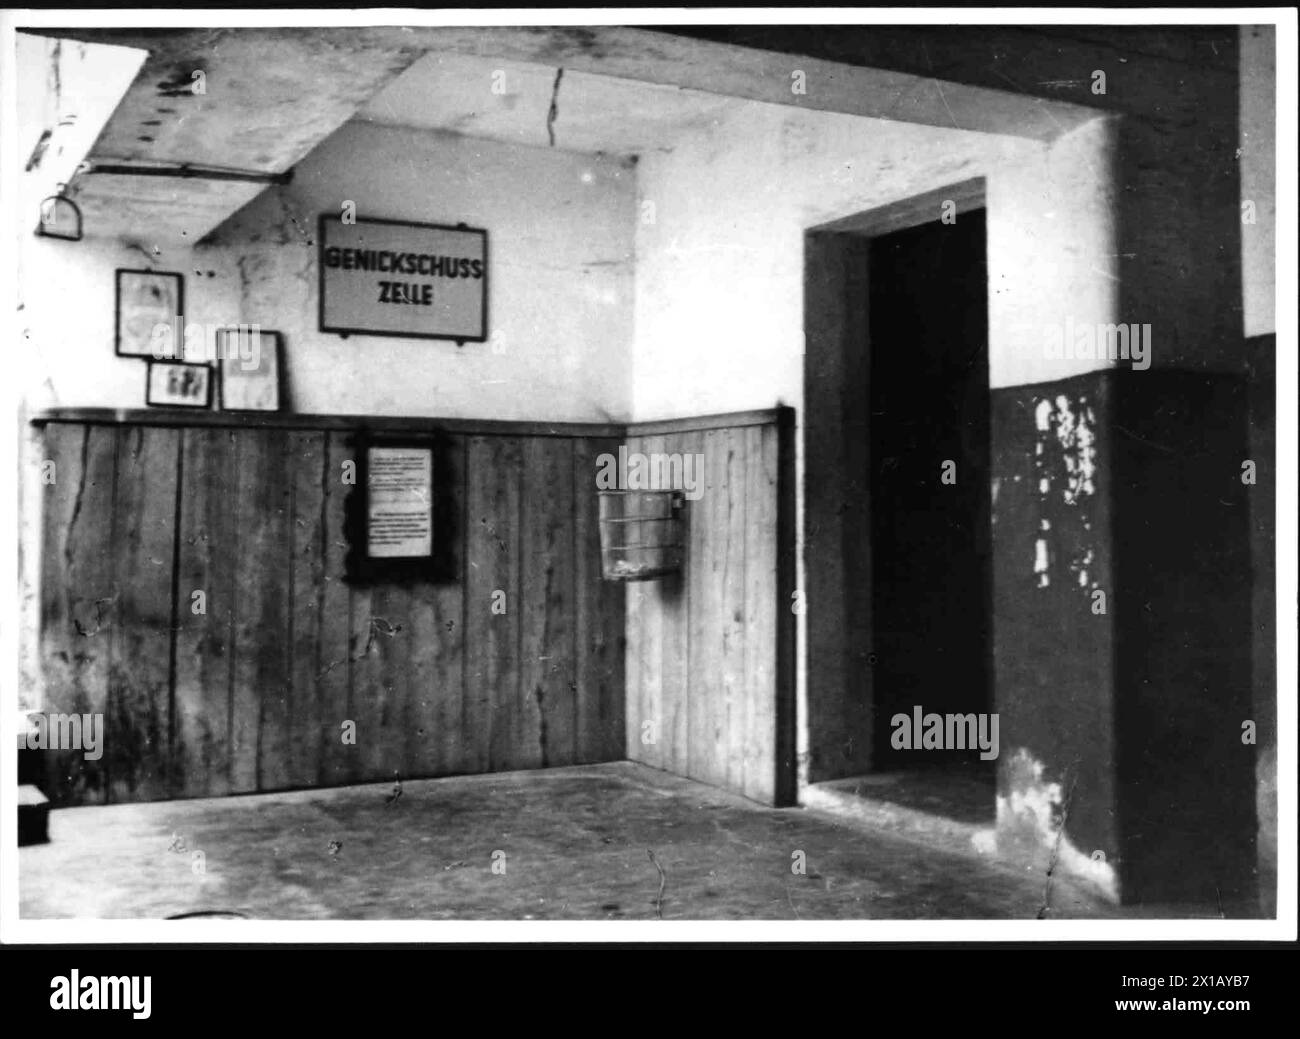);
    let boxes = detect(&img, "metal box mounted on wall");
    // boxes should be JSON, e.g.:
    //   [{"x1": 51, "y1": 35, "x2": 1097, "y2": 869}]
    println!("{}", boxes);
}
[{"x1": 597, "y1": 490, "x2": 685, "y2": 581}]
